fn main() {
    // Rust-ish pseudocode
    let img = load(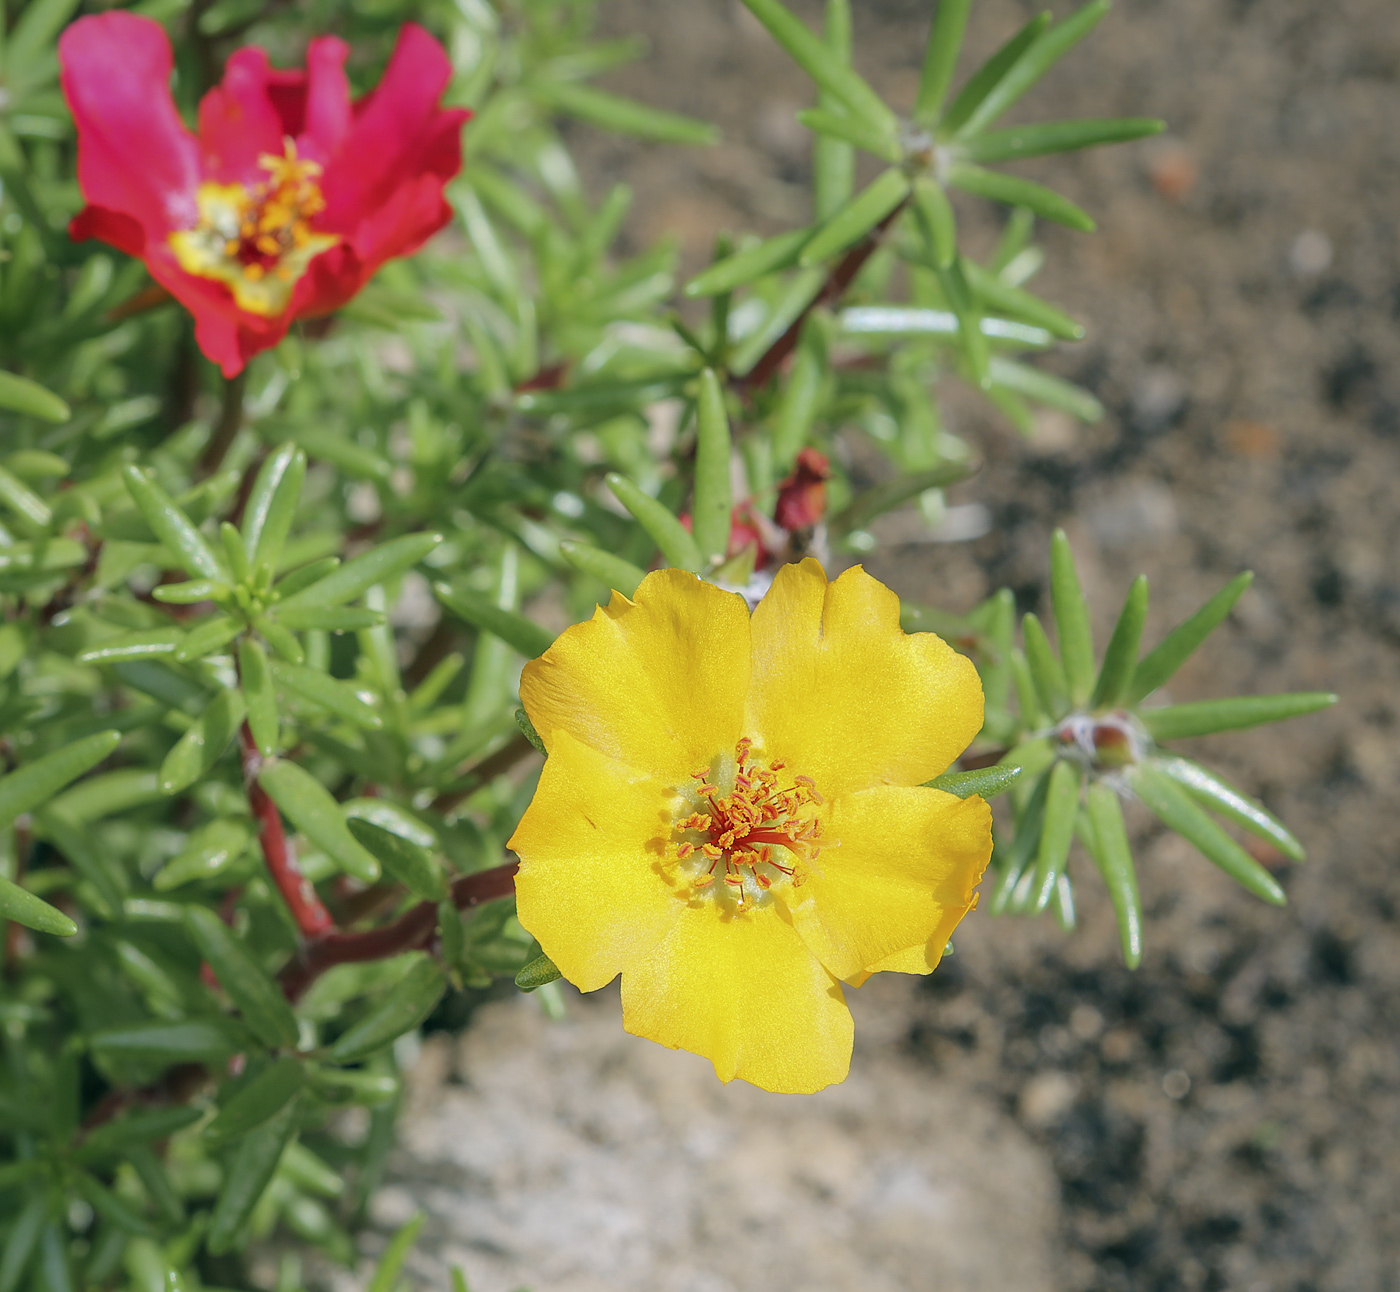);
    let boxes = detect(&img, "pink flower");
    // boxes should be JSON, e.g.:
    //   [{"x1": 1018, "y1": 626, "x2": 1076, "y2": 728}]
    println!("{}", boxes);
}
[{"x1": 61, "y1": 13, "x2": 467, "y2": 376}]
